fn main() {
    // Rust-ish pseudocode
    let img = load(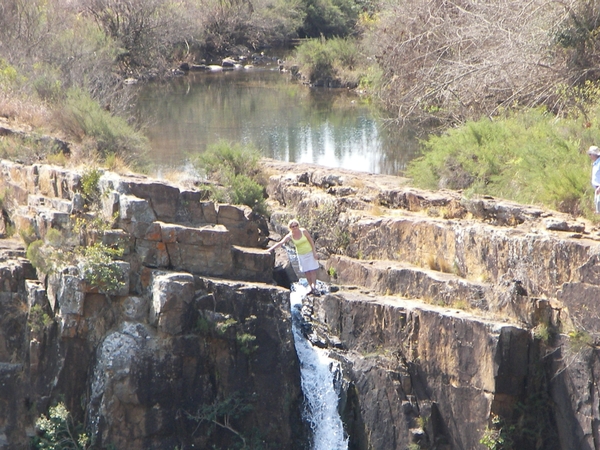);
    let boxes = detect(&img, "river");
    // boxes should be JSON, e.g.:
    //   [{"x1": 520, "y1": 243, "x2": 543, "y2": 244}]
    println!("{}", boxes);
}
[{"x1": 135, "y1": 67, "x2": 420, "y2": 176}]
